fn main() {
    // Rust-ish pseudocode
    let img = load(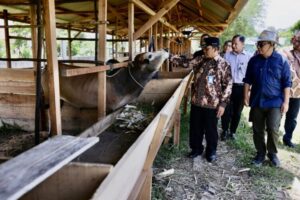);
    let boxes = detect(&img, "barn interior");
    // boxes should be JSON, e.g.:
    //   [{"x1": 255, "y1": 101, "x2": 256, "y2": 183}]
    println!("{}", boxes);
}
[{"x1": 0, "y1": 1, "x2": 248, "y2": 200}]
